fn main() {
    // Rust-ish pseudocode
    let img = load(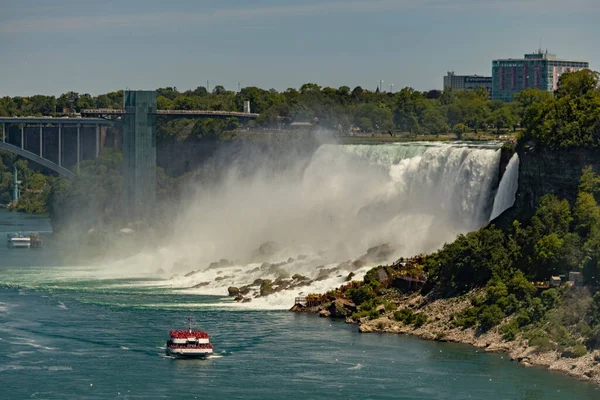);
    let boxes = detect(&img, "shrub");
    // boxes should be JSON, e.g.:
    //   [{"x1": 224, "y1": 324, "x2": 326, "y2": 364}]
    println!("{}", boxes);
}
[
  {"x1": 359, "y1": 297, "x2": 382, "y2": 312},
  {"x1": 368, "y1": 309, "x2": 381, "y2": 320},
  {"x1": 351, "y1": 311, "x2": 370, "y2": 320},
  {"x1": 383, "y1": 301, "x2": 396, "y2": 312},
  {"x1": 413, "y1": 313, "x2": 428, "y2": 328},
  {"x1": 586, "y1": 327, "x2": 600, "y2": 349},
  {"x1": 496, "y1": 296, "x2": 509, "y2": 312},
  {"x1": 541, "y1": 289, "x2": 560, "y2": 309},
  {"x1": 486, "y1": 279, "x2": 508, "y2": 303},
  {"x1": 393, "y1": 308, "x2": 415, "y2": 324},
  {"x1": 501, "y1": 320, "x2": 519, "y2": 341},
  {"x1": 478, "y1": 305, "x2": 505, "y2": 332},
  {"x1": 347, "y1": 286, "x2": 375, "y2": 305},
  {"x1": 527, "y1": 297, "x2": 546, "y2": 323},
  {"x1": 548, "y1": 323, "x2": 577, "y2": 347},
  {"x1": 516, "y1": 309, "x2": 531, "y2": 327},
  {"x1": 562, "y1": 344, "x2": 588, "y2": 358},
  {"x1": 454, "y1": 306, "x2": 480, "y2": 328},
  {"x1": 529, "y1": 336, "x2": 555, "y2": 353},
  {"x1": 577, "y1": 322, "x2": 592, "y2": 337},
  {"x1": 471, "y1": 296, "x2": 485, "y2": 307},
  {"x1": 504, "y1": 294, "x2": 520, "y2": 315},
  {"x1": 508, "y1": 271, "x2": 537, "y2": 301}
]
